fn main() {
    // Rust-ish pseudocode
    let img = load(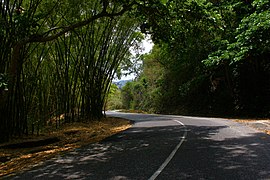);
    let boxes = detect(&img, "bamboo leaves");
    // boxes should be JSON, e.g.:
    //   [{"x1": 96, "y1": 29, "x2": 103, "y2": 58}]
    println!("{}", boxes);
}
[{"x1": 0, "y1": 0, "x2": 141, "y2": 142}]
